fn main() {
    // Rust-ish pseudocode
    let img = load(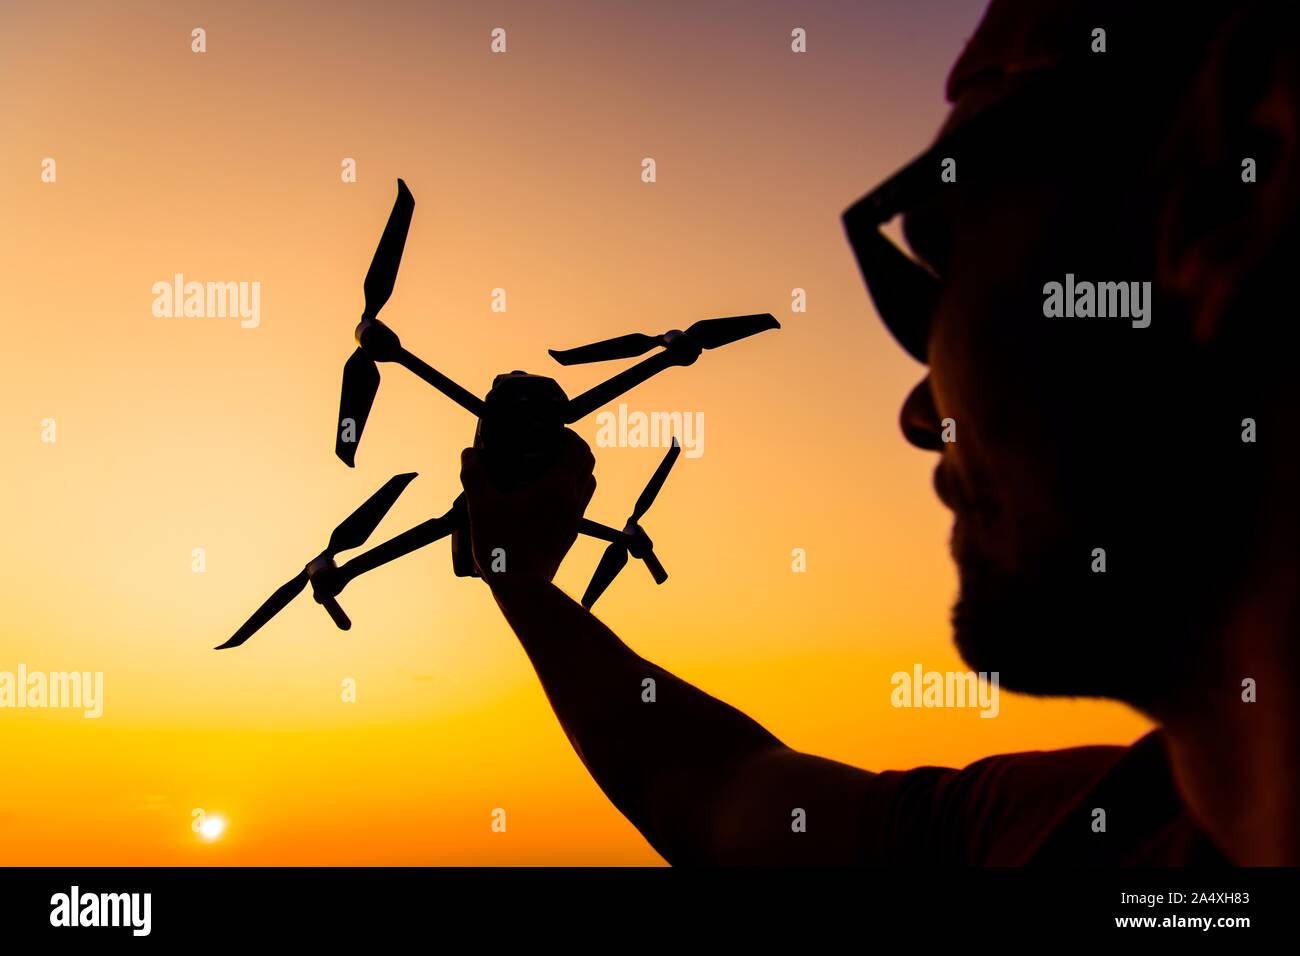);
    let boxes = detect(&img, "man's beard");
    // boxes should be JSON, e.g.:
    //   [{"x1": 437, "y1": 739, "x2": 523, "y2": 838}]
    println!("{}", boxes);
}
[{"x1": 948, "y1": 518, "x2": 1217, "y2": 709}]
